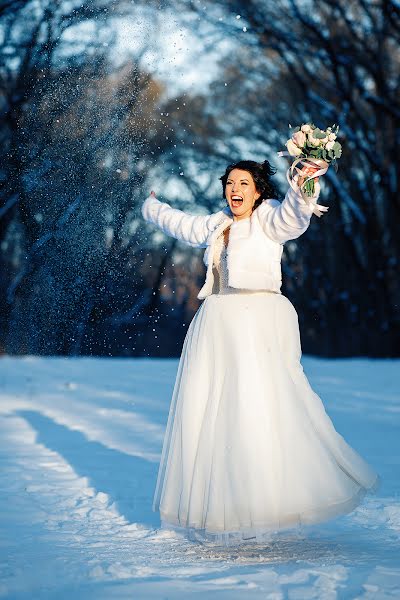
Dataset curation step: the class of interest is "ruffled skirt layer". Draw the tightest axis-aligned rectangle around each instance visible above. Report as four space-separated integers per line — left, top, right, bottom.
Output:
152 292 380 546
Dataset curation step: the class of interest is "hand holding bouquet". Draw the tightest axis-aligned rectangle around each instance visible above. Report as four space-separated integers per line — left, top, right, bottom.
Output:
278 122 342 217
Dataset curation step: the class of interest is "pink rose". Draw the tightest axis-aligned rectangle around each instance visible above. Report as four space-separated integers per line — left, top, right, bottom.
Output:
292 130 306 148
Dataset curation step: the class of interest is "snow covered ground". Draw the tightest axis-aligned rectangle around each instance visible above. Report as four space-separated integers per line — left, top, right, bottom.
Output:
0 355 399 599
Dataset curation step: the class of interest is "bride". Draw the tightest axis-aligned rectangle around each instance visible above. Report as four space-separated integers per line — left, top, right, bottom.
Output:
141 159 380 546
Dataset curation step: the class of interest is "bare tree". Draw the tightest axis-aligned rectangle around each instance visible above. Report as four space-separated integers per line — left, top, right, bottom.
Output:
163 0 400 356
0 1 182 355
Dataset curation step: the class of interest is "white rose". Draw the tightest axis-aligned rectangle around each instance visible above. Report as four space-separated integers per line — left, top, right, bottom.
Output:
328 132 336 141
286 139 302 156
301 124 312 133
325 140 335 151
307 133 321 147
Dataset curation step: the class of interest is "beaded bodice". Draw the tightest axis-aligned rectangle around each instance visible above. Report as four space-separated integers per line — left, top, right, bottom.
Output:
211 232 249 295
210 227 280 296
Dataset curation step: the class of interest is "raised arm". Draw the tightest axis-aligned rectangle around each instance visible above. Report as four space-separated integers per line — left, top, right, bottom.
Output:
141 193 224 248
256 175 322 244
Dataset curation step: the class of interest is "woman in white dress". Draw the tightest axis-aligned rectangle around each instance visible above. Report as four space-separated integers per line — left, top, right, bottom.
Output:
141 159 380 546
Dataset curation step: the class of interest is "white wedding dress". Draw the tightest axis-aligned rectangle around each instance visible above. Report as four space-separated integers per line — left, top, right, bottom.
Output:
152 227 380 545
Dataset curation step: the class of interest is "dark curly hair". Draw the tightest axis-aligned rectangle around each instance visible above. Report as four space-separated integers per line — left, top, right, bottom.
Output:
219 160 281 212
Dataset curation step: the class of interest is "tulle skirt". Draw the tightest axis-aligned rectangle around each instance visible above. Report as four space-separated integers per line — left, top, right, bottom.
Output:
152 291 380 546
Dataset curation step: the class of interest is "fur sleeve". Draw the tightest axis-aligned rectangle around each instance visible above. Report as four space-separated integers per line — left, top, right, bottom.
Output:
256 176 322 244
141 195 222 248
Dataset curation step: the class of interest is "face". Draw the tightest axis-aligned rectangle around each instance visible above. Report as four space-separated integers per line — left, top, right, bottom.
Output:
225 169 261 220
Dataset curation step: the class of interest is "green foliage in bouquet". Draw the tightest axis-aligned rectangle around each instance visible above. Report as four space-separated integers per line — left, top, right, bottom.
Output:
288 123 342 163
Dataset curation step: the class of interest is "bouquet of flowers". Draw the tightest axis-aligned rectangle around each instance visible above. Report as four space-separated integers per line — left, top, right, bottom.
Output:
278 122 342 217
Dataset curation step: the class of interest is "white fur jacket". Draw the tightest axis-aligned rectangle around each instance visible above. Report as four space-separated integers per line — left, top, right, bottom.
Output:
141 179 322 300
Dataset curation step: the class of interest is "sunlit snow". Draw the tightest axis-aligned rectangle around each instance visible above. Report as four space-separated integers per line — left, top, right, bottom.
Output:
0 356 399 598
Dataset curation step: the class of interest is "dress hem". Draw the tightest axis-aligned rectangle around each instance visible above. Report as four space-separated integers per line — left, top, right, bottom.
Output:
156 473 381 546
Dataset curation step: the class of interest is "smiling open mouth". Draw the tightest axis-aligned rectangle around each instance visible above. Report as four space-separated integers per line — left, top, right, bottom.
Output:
231 195 243 207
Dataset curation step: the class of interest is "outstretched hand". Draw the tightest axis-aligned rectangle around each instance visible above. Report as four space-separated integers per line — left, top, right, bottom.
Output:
297 166 320 188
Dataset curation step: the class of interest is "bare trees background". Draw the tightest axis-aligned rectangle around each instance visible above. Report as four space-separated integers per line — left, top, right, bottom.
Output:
0 0 399 357
0 0 189 355
180 0 400 355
